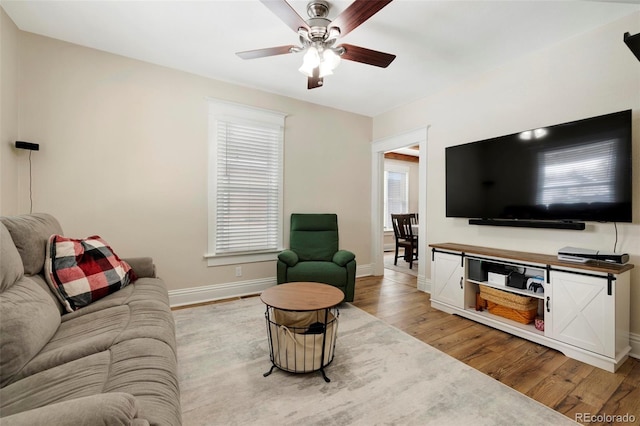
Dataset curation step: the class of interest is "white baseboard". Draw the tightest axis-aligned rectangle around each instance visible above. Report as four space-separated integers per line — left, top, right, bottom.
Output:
630 332 640 359
169 277 276 307
418 275 430 293
356 263 374 278
169 263 374 308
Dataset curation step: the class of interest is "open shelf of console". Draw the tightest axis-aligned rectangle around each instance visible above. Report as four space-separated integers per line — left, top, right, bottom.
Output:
429 242 634 372
464 305 545 337
467 278 544 299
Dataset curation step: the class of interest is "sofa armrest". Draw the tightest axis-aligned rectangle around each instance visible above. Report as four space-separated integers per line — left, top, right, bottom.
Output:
332 250 355 267
0 393 147 426
277 250 299 267
122 257 156 279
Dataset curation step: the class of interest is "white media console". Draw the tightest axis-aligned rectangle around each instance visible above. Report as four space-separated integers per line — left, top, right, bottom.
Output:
429 243 634 372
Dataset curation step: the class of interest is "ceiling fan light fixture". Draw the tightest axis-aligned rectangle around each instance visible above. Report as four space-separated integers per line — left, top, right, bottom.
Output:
298 63 315 77
323 48 340 68
298 46 320 76
318 48 341 77
318 61 333 77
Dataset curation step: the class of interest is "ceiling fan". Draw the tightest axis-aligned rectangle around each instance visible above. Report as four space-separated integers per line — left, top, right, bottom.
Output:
236 0 396 89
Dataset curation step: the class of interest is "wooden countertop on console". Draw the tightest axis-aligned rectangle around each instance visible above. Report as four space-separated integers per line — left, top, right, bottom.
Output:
429 242 634 275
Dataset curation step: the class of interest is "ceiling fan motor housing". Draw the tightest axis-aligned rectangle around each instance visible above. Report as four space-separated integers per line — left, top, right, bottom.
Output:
306 1 332 41
307 1 329 19
307 18 331 41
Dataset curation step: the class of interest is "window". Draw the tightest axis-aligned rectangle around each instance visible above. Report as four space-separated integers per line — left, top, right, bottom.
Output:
206 99 285 266
384 164 409 229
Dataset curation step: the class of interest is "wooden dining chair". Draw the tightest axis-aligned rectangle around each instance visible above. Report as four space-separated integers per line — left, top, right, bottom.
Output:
391 214 419 269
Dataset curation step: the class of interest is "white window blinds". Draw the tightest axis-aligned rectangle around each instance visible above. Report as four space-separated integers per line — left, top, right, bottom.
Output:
208 100 285 257
384 167 409 229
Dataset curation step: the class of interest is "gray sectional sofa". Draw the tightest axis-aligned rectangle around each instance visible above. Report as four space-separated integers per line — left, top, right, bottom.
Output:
0 213 181 425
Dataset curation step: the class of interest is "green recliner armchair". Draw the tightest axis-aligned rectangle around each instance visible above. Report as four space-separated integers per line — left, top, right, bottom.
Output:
277 213 356 302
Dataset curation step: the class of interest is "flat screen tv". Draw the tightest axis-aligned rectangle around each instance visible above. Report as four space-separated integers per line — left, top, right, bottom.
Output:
446 110 632 228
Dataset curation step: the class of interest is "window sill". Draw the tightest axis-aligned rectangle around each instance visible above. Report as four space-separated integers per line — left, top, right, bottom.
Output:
204 250 281 267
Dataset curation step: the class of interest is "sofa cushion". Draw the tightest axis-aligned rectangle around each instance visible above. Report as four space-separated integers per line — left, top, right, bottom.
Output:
44 235 137 313
0 351 112 417
0 393 143 426
0 214 63 275
287 261 348 287
14 296 176 381
290 214 339 262
27 274 65 315
291 230 338 261
0 339 181 426
104 338 180 426
60 277 170 322
0 276 62 388
1 223 24 293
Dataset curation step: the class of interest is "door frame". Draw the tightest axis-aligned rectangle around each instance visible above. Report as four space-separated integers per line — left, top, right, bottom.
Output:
371 127 429 292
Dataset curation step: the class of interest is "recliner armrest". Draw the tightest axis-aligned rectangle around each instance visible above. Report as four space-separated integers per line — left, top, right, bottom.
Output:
122 257 156 279
278 250 299 267
333 250 355 267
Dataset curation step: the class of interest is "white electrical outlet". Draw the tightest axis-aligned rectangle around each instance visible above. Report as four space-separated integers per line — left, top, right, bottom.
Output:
235 266 242 277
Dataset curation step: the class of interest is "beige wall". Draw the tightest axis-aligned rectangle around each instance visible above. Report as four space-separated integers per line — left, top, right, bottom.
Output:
0 8 21 215
8 28 372 291
373 13 640 336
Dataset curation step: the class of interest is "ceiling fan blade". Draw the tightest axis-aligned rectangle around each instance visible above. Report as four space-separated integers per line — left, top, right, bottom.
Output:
260 0 309 34
341 44 396 68
330 0 393 38
308 67 323 89
236 45 296 60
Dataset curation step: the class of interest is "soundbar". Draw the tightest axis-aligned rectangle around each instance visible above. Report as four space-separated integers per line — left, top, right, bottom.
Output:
558 246 629 264
469 219 585 230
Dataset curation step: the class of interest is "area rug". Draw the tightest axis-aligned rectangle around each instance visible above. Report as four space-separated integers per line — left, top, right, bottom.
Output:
174 297 577 426
384 253 418 277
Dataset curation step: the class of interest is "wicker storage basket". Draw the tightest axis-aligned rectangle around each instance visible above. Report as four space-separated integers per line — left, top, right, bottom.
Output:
267 309 338 373
479 285 538 324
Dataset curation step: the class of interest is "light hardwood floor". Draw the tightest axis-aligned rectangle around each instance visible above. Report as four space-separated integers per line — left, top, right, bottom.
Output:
353 269 640 426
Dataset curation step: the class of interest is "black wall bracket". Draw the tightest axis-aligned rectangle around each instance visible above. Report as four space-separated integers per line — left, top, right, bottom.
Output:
624 32 640 62
15 141 40 151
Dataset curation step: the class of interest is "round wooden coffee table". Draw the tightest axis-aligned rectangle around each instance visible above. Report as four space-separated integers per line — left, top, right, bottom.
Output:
261 282 344 382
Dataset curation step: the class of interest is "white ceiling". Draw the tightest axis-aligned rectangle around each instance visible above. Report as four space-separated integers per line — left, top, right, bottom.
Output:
2 0 639 117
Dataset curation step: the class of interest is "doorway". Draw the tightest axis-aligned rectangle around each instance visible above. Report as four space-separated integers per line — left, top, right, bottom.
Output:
371 127 428 291
383 147 419 277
